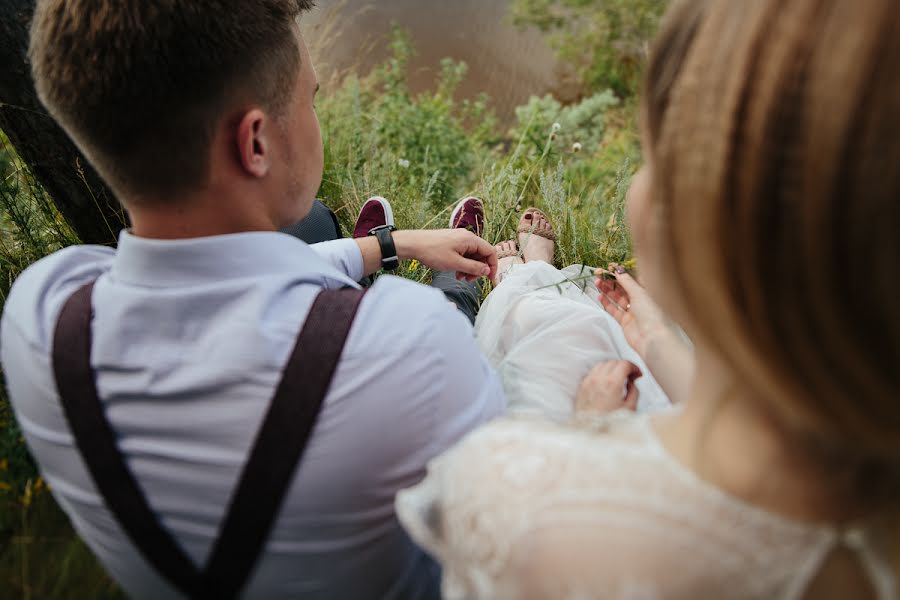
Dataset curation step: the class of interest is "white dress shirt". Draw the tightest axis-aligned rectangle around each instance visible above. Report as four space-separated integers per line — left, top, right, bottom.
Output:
0 231 506 599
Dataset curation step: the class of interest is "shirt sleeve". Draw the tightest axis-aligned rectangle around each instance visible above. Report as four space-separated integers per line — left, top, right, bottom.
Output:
423 301 508 458
310 239 365 282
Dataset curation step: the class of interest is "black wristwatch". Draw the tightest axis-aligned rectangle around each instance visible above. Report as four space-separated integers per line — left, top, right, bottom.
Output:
368 225 400 271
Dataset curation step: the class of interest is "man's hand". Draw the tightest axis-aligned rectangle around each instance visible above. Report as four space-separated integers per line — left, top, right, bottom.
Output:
575 360 642 416
394 229 498 282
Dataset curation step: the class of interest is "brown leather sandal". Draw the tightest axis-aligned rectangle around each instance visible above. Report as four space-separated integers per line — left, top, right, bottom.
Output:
516 208 558 242
496 241 520 260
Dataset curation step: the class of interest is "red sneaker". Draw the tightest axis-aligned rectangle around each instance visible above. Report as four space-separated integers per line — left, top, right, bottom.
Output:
449 197 485 236
353 196 396 238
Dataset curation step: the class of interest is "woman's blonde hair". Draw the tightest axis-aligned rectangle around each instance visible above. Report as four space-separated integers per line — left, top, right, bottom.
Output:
645 0 900 498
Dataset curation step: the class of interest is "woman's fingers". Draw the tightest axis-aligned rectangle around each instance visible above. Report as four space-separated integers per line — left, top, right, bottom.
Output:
607 264 646 300
615 361 642 411
623 377 640 411
597 272 631 305
598 292 625 321
611 360 642 383
576 360 643 416
600 281 630 309
598 283 631 322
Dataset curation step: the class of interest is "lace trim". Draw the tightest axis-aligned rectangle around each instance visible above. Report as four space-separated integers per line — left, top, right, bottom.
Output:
638 416 897 599
637 415 834 536
841 529 897 600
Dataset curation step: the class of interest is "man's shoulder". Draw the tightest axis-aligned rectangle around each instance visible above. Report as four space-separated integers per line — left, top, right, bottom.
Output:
347 275 475 357
3 244 115 347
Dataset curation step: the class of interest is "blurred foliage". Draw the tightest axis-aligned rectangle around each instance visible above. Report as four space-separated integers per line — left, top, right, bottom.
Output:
511 0 667 98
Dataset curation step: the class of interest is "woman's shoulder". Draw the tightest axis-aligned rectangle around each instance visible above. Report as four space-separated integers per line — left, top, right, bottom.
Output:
398 412 667 538
445 410 661 470
396 412 703 598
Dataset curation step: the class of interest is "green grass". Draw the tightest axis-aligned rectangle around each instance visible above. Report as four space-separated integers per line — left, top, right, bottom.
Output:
0 25 646 597
511 0 667 99
317 28 640 287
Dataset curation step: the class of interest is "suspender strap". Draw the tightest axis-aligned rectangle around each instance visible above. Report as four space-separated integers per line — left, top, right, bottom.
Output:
53 281 205 595
204 287 366 595
52 282 366 599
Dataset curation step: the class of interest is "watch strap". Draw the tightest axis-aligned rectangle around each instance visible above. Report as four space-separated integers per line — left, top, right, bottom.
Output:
370 226 400 271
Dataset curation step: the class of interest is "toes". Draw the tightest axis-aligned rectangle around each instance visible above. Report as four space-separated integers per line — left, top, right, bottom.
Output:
495 240 518 254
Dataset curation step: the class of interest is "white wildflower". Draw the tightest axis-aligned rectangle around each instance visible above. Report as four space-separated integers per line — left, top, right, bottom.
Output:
572 142 583 153
551 122 562 133
398 158 411 169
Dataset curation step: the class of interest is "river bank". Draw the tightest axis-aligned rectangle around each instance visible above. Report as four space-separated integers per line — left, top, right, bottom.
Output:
301 0 579 121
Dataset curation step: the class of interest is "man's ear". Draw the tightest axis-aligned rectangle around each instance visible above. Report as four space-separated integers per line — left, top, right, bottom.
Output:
235 109 271 178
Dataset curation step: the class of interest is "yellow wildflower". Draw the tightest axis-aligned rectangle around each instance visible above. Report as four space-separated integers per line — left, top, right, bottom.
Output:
409 260 420 272
22 479 34 508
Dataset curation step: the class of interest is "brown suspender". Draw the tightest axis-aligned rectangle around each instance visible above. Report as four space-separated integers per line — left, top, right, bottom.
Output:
51 281 366 599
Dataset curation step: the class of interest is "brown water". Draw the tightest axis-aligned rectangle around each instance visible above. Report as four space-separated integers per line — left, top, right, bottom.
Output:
300 0 572 121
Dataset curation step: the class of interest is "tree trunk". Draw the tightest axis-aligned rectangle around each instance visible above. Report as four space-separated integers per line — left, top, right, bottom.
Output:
0 0 126 246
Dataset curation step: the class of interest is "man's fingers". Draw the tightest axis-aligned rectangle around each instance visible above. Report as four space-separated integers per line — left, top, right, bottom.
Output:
462 231 497 258
461 232 498 281
453 256 492 280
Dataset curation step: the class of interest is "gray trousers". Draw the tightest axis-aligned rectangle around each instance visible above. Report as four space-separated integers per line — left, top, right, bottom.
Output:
283 201 481 324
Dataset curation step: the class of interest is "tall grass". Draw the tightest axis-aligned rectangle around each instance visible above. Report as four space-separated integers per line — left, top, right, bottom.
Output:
0 24 643 597
317 28 639 279
0 133 124 598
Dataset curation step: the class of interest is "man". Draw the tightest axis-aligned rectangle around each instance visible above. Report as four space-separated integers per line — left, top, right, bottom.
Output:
1 1 505 598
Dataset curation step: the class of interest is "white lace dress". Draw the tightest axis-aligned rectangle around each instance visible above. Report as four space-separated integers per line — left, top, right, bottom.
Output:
396 263 898 599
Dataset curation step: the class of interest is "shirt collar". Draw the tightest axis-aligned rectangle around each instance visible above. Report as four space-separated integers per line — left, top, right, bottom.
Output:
109 230 360 289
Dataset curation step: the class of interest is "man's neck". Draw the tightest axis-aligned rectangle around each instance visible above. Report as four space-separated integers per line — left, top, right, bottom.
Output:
126 189 278 240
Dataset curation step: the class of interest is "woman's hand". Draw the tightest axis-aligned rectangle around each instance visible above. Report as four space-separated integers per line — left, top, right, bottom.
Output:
596 264 670 358
596 264 695 405
576 360 642 416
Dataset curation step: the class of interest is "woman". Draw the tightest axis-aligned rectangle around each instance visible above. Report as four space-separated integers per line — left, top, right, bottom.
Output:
396 0 900 598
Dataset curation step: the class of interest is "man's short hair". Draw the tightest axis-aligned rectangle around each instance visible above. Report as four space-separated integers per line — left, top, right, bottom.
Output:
30 1 316 200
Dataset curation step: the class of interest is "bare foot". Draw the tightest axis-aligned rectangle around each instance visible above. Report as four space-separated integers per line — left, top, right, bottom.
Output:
494 240 523 284
517 209 555 264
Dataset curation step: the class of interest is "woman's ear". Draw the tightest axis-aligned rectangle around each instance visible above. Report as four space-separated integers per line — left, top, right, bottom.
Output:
235 109 271 178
